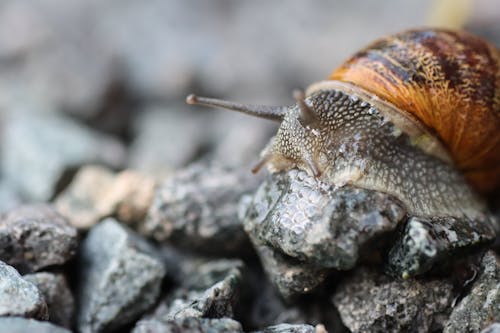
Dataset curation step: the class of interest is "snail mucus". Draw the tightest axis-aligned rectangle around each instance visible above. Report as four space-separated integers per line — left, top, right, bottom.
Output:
187 29 499 279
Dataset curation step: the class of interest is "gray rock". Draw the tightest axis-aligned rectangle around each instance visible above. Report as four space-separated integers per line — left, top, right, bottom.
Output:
129 106 211 175
333 267 454 333
252 324 317 333
77 218 166 333
242 169 405 269
1 112 126 201
0 180 22 214
0 261 48 319
142 162 261 255
482 323 500 333
387 215 497 279
0 317 70 333
133 317 244 333
250 242 328 300
0 204 78 273
444 251 500 333
142 259 243 323
23 272 74 328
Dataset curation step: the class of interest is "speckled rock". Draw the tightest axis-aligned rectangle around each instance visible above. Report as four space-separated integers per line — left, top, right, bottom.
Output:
55 165 156 229
0 317 71 333
133 317 244 333
1 112 126 201
139 259 243 325
333 267 454 333
250 242 328 299
77 218 165 333
444 251 500 333
23 272 74 328
387 215 497 279
0 261 48 319
252 323 318 333
143 162 261 255
0 204 78 273
241 169 405 271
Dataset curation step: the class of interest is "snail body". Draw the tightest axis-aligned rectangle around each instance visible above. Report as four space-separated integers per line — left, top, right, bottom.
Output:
187 28 499 220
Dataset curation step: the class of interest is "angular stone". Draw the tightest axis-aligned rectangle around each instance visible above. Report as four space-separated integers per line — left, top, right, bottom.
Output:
133 317 244 333
77 218 165 333
0 204 78 273
23 272 74 328
333 267 454 333
0 261 48 319
0 317 70 333
387 215 497 278
55 165 155 229
444 251 500 333
241 169 405 270
250 242 328 299
143 162 260 255
143 259 243 323
54 165 115 229
1 112 126 201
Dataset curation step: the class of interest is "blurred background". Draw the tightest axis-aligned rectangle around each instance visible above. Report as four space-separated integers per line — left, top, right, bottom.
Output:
0 0 499 208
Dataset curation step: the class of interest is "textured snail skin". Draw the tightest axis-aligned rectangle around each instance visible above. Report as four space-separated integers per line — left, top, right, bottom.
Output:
264 88 486 219
330 29 500 193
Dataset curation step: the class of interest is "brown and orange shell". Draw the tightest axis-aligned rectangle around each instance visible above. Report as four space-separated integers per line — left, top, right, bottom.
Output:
330 28 500 193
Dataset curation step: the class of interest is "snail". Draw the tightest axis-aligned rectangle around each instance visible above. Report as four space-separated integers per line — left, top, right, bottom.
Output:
187 28 499 222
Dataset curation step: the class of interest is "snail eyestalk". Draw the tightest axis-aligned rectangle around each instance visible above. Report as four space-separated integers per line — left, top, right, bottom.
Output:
186 94 287 121
293 89 319 128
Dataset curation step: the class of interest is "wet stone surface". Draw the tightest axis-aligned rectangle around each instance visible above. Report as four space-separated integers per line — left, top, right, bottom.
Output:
23 272 75 328
387 215 497 279
0 261 48 319
0 204 78 273
444 251 500 333
77 218 166 333
333 267 454 333
143 162 261 255
0 317 71 333
242 170 406 270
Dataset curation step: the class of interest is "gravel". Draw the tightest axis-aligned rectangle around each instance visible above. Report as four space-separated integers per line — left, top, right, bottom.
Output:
333 267 454 333
143 162 261 255
0 261 48 319
0 204 78 273
23 272 74 328
77 218 166 333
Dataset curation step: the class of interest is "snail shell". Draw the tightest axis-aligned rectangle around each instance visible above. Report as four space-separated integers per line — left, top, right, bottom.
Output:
328 29 500 193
